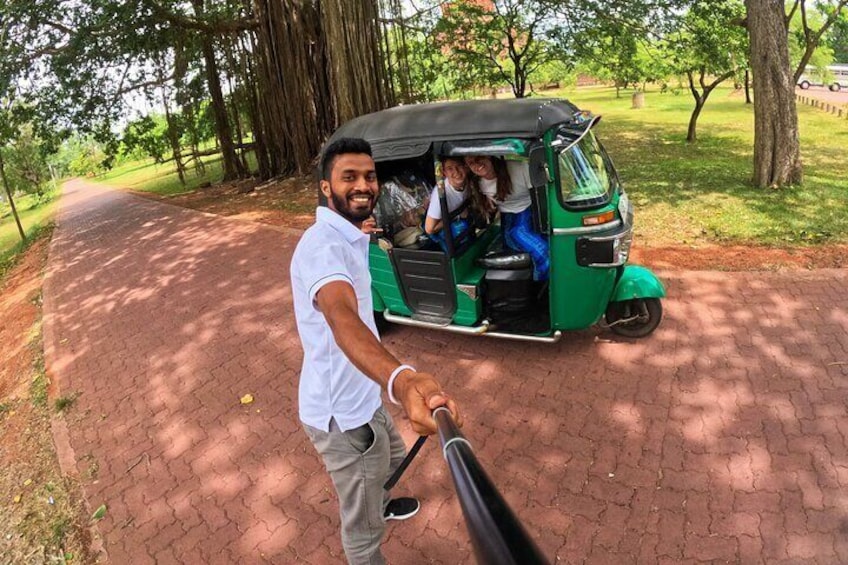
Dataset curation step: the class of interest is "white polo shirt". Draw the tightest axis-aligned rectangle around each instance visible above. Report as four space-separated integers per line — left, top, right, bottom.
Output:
290 206 382 432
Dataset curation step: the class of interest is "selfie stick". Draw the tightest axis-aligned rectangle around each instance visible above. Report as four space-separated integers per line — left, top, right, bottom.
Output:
433 406 549 565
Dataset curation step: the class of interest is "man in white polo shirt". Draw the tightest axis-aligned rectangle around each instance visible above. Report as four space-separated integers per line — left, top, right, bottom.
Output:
290 137 461 565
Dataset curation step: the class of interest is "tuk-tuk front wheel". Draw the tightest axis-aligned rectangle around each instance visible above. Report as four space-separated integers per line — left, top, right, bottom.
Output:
605 298 662 338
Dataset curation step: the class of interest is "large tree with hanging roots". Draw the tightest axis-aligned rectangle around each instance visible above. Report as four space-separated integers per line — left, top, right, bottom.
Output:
142 0 391 178
5 0 393 180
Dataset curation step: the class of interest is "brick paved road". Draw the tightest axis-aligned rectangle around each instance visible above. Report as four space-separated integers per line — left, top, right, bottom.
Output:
44 180 848 564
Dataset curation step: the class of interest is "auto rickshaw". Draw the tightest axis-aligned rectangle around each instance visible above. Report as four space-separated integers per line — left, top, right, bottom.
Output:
324 98 666 343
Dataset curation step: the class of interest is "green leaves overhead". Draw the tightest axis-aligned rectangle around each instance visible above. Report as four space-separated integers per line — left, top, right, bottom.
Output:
435 0 562 98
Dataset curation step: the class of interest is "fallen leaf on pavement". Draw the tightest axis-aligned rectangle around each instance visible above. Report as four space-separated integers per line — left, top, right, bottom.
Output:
91 504 107 521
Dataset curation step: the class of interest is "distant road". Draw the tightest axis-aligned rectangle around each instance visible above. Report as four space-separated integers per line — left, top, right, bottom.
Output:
796 84 848 108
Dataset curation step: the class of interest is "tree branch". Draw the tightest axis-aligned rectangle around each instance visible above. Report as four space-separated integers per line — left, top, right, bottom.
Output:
707 70 735 91
145 0 258 34
786 0 801 28
687 70 698 101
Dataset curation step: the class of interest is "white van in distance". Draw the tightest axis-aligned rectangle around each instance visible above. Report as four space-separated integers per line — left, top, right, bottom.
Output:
797 64 848 92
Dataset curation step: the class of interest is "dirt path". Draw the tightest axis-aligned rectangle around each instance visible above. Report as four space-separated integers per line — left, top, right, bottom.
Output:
41 179 848 563
0 231 93 563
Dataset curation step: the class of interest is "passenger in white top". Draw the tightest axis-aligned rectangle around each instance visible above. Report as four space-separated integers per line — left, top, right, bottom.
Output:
474 159 533 214
424 156 472 235
424 156 475 252
465 155 550 281
290 137 461 564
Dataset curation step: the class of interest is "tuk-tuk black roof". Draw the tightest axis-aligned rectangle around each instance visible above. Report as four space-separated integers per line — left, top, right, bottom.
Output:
326 98 584 162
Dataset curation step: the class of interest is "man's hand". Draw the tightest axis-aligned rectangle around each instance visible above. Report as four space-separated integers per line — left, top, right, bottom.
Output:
394 370 461 435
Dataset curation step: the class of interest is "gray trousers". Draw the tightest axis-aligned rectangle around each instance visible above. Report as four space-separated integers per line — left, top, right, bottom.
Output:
303 405 407 565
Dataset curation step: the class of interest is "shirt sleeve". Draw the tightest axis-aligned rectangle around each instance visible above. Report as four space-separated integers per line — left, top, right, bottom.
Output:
508 161 532 196
297 240 356 304
426 186 442 220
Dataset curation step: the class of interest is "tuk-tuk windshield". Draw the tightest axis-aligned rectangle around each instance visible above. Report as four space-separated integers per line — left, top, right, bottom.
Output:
557 130 615 208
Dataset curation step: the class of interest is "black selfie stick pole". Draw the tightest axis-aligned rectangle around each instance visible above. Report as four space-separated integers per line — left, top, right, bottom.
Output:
433 406 549 565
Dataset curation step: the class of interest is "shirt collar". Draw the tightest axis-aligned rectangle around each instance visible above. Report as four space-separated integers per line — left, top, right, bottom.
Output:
316 207 369 244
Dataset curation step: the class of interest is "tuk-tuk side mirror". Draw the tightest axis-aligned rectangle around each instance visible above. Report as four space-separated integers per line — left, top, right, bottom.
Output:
527 143 550 234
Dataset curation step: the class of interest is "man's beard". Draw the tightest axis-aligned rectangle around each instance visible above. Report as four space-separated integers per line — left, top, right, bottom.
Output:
330 188 375 223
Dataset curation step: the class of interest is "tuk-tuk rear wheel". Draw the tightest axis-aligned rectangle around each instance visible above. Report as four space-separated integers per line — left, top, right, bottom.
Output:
374 310 391 334
605 298 662 338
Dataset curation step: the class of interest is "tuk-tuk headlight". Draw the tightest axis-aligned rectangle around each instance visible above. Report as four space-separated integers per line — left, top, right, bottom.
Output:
617 228 633 264
576 195 634 267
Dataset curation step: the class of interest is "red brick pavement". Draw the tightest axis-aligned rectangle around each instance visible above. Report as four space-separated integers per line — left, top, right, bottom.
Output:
43 180 848 564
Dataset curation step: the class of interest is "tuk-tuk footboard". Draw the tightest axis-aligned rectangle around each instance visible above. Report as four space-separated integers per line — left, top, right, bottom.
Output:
382 310 562 343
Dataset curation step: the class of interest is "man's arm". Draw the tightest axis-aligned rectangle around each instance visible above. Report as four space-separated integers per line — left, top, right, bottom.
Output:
315 280 460 435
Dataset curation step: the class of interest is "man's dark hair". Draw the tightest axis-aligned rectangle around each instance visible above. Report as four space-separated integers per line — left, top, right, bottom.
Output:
321 137 373 181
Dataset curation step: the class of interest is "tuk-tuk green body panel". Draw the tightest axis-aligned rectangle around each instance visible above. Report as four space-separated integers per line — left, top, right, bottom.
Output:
369 245 412 317
548 234 617 329
369 227 499 326
543 128 621 330
372 286 386 313
612 265 667 301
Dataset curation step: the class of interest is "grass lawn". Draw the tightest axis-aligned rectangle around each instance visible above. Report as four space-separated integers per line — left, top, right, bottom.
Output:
94 151 257 197
98 86 847 248
0 192 58 272
553 85 848 247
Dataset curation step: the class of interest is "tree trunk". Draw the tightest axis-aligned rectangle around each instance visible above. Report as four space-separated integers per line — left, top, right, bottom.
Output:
516 67 527 98
744 69 752 104
0 148 26 242
193 0 245 181
162 103 186 186
158 64 186 186
745 0 802 187
687 99 704 143
223 40 250 174
687 69 734 143
202 39 244 180
319 0 388 123
252 0 321 175
249 0 389 176
244 31 271 179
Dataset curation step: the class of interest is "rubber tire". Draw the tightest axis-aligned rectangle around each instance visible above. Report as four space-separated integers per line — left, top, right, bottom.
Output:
830 83 841 92
606 298 663 338
800 81 810 90
374 310 392 334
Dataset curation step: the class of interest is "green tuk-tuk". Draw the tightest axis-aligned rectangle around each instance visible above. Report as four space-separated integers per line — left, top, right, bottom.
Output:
325 98 666 343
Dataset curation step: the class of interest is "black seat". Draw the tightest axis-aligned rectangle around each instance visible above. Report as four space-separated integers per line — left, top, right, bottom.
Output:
476 250 532 270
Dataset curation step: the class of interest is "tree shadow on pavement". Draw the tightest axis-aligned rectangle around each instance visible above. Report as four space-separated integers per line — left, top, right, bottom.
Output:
43 180 848 563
